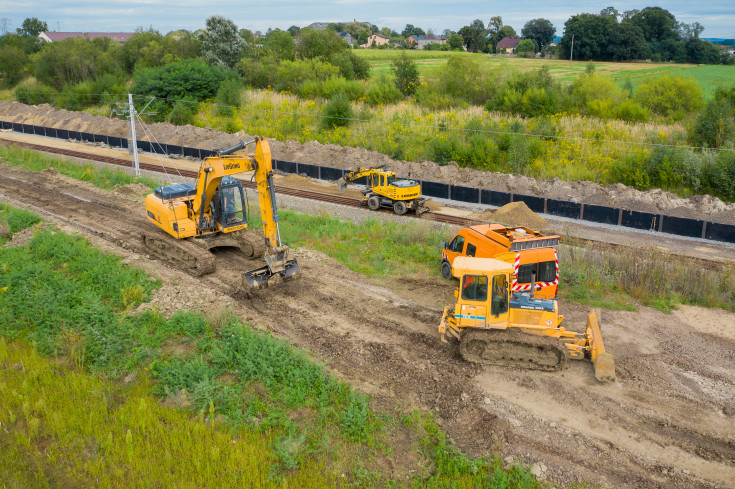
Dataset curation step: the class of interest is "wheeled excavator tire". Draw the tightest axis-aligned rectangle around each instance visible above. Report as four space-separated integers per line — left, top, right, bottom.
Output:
459 329 567 372
141 233 216 276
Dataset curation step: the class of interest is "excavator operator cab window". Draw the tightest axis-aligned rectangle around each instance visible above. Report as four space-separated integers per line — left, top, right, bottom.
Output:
461 274 488 302
218 185 246 227
386 175 396 185
372 174 379 188
491 274 509 317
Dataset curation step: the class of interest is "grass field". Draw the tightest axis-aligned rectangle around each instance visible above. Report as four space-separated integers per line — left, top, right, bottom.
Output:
353 50 735 97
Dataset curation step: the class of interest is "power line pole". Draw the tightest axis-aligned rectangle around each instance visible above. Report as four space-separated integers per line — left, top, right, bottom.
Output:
570 34 575 67
128 94 140 176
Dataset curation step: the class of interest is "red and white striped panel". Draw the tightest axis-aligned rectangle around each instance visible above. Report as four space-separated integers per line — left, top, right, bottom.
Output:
511 251 559 292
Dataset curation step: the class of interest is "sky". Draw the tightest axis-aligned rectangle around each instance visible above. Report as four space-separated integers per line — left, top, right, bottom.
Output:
1 0 734 39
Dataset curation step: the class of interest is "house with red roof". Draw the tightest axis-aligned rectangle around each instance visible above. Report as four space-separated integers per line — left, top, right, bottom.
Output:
496 37 521 54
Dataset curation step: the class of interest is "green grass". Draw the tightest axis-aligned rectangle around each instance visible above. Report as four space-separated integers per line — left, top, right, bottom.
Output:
0 202 41 243
353 50 735 97
0 145 160 191
0 206 554 488
2 146 734 314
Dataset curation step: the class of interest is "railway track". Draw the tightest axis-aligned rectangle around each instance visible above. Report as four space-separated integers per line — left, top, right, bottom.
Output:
0 136 730 270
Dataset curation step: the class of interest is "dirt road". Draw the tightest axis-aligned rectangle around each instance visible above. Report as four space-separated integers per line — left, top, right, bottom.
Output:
1 165 734 488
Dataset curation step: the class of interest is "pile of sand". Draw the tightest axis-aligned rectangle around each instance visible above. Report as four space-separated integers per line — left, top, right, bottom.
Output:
113 183 151 198
3 101 735 223
471 201 547 229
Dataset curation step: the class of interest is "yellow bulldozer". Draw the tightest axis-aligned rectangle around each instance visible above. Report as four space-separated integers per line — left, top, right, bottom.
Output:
439 257 615 383
143 136 301 292
337 166 427 215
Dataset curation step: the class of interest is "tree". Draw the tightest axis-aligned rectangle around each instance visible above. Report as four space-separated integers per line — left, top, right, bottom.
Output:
296 29 347 60
691 99 735 148
599 7 619 18
630 7 679 43
401 24 424 37
516 39 537 57
499 25 517 39
458 19 487 53
33 37 123 89
16 17 47 37
0 46 28 86
264 29 295 61
521 19 555 51
391 52 419 96
606 22 649 61
685 38 720 64
559 13 618 60
199 15 243 70
487 16 504 49
679 21 704 40
448 33 463 50
287 25 300 36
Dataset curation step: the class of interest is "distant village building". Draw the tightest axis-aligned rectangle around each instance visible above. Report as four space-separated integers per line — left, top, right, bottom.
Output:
406 34 446 49
338 32 355 45
496 37 521 54
38 32 135 43
306 22 331 30
360 33 389 48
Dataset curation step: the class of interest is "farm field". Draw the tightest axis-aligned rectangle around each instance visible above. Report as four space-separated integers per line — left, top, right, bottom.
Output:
355 50 735 97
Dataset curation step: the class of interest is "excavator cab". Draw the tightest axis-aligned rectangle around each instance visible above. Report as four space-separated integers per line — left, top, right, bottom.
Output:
215 177 247 230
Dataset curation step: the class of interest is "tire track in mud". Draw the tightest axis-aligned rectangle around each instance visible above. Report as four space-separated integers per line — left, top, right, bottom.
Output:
1 165 734 489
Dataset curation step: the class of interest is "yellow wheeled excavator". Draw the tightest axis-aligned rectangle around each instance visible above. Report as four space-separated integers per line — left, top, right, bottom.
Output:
337 166 427 215
143 136 301 292
439 257 615 383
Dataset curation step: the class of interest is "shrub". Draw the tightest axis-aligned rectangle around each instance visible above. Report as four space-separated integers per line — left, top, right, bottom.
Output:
426 55 499 107
33 37 123 90
329 51 370 80
238 57 277 89
0 46 28 86
275 59 339 92
391 52 420 96
297 77 364 101
570 72 624 118
131 59 235 120
613 99 650 122
690 99 735 148
634 75 703 118
365 76 403 105
710 151 735 201
14 79 56 105
167 99 198 125
487 67 562 117
215 78 241 116
321 92 353 129
516 39 537 57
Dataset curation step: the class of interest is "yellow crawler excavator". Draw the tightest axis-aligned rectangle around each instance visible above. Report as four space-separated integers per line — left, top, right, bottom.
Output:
143 136 301 291
439 257 615 383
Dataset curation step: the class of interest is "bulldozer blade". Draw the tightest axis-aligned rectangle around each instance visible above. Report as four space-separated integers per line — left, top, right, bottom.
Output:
242 259 302 292
585 310 615 383
336 177 347 193
594 352 616 384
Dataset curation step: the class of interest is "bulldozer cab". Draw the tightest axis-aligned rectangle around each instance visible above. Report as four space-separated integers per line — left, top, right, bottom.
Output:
453 257 515 329
215 178 247 231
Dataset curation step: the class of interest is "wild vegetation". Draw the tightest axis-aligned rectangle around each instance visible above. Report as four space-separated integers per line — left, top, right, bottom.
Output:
0 203 561 487
2 13 735 203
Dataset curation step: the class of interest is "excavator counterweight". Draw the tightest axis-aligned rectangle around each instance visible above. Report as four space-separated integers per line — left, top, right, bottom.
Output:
143 137 300 293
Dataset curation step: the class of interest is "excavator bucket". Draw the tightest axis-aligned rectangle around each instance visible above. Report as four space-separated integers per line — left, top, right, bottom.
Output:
242 258 302 292
585 310 616 383
336 177 347 193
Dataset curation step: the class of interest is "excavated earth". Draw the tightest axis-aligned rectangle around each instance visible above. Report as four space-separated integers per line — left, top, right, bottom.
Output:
2 101 735 225
1 164 734 489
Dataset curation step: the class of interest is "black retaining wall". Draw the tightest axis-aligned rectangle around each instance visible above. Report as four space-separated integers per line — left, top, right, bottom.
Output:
2 120 732 244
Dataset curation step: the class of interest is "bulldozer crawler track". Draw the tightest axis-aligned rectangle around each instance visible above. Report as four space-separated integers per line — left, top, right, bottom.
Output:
235 229 267 259
141 232 215 276
459 329 567 371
